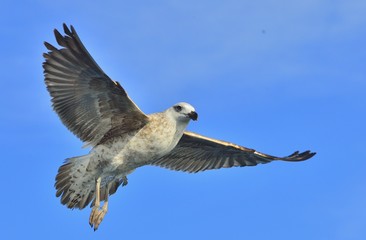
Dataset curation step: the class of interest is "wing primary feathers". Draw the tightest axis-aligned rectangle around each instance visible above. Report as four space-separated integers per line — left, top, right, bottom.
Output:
151 131 316 173
43 24 149 146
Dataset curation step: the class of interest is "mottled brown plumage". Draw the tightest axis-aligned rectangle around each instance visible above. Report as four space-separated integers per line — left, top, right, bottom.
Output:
43 24 148 147
43 24 315 231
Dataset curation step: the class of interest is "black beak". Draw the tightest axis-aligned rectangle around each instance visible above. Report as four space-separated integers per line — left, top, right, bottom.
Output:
188 111 198 121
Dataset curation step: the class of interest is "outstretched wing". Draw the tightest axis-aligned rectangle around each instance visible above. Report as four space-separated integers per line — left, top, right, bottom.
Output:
151 131 315 173
43 24 149 146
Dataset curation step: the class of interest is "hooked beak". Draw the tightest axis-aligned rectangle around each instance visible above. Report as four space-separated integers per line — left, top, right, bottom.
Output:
188 111 198 121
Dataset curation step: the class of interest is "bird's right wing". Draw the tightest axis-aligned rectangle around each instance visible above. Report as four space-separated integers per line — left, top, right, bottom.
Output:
43 24 149 146
151 131 315 173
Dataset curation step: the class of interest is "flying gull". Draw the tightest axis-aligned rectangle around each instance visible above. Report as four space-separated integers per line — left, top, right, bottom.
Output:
43 24 316 231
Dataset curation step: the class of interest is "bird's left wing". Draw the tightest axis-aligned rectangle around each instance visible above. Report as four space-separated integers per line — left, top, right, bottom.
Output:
151 131 315 173
43 24 149 146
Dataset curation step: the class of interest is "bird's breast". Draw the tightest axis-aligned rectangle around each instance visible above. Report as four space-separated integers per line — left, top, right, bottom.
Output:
108 118 179 166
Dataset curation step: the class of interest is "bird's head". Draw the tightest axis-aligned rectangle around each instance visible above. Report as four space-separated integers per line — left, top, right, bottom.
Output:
168 102 198 122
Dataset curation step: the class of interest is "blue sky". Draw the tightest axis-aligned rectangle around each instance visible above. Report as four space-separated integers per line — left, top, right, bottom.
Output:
1 0 366 239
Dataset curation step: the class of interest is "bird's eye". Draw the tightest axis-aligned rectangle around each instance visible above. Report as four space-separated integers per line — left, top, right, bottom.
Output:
174 105 182 112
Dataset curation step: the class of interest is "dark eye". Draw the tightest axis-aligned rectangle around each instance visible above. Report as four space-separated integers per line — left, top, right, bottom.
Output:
174 105 182 112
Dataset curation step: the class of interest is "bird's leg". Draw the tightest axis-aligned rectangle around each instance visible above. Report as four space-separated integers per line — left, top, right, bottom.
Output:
89 177 101 228
89 177 111 231
91 196 109 231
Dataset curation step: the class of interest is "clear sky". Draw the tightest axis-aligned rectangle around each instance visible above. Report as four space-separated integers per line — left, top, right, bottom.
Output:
1 0 366 239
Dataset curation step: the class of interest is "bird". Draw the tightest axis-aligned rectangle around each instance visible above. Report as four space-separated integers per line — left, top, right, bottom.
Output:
43 24 316 231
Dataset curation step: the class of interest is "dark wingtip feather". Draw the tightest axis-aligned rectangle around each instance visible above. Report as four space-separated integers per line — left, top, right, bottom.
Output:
54 28 65 46
282 150 316 162
287 151 299 158
42 53 49 60
70 25 77 35
44 41 57 51
63 23 72 36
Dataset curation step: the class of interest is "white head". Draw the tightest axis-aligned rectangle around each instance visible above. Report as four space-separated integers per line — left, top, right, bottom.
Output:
166 102 198 122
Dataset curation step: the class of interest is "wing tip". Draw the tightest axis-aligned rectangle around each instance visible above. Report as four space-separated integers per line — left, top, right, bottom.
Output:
282 150 316 162
63 23 74 36
54 28 64 46
53 23 75 46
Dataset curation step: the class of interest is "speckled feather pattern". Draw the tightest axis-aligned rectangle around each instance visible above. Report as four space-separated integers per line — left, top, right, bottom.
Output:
55 111 190 209
47 24 315 215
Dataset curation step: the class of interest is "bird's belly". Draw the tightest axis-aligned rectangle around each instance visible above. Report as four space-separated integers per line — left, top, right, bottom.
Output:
120 131 176 163
94 129 177 173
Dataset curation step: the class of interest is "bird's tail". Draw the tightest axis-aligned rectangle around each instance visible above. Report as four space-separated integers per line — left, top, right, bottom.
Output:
55 155 96 209
55 155 125 209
